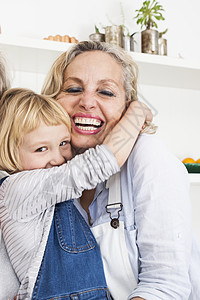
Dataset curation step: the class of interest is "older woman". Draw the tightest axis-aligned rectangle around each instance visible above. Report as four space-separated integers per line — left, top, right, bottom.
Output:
41 41 200 300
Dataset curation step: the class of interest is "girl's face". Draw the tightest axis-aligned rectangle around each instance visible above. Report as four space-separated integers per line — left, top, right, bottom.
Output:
56 51 126 152
19 122 72 170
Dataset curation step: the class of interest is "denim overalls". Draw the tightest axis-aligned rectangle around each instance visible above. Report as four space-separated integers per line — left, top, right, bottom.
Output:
32 200 111 300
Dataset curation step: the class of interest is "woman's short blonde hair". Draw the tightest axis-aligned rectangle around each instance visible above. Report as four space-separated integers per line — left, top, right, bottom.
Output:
42 41 138 102
0 88 71 173
42 40 156 135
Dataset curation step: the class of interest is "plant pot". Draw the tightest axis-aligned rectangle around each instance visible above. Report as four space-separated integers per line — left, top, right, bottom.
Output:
141 29 159 54
105 25 123 47
89 33 105 42
158 38 167 55
123 35 135 52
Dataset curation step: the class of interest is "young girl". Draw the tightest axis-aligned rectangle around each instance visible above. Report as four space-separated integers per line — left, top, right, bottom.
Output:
0 88 151 299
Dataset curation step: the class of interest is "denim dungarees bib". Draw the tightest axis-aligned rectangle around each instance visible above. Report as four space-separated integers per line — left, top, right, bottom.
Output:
32 200 111 300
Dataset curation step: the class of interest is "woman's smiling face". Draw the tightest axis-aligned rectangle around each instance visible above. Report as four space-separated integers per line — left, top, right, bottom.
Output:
56 51 126 152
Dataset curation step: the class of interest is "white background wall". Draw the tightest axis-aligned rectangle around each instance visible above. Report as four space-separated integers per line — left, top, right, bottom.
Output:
0 0 200 158
0 0 200 240
0 0 200 60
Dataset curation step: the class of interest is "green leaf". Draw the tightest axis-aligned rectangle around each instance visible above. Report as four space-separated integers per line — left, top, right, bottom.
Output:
95 25 100 33
134 0 165 29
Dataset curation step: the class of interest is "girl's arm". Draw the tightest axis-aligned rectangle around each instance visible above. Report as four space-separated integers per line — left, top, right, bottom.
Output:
0 102 153 220
104 101 153 167
0 145 119 220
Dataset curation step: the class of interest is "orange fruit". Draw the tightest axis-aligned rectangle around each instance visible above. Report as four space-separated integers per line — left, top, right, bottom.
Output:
182 158 196 164
196 159 200 164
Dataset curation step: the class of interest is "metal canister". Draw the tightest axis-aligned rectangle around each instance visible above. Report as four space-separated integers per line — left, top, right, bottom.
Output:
89 33 105 42
105 25 123 47
142 29 159 54
123 35 131 51
158 38 167 55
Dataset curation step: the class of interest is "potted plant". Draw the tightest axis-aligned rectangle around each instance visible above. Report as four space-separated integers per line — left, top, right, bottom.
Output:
134 0 165 54
89 25 105 42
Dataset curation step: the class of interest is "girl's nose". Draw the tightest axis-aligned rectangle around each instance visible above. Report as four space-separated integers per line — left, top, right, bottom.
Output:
48 150 66 168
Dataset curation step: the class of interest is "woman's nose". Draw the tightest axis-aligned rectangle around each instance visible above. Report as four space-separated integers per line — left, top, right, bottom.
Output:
79 91 97 110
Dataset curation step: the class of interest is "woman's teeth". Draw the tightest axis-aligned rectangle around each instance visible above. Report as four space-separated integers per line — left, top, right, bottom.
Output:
74 117 101 126
74 117 102 131
76 125 98 131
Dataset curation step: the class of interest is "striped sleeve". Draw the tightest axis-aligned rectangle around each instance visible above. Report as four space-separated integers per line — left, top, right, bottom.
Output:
0 145 119 221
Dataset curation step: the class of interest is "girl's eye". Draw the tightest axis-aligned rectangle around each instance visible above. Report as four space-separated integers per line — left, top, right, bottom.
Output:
60 141 69 147
98 90 115 97
35 146 47 152
65 87 83 94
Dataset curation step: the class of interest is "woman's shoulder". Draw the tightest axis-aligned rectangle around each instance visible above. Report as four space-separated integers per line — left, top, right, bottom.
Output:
126 133 188 182
130 133 179 163
134 132 169 152
129 133 171 163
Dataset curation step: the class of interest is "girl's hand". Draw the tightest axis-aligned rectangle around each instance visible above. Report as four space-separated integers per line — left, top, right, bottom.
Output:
103 101 154 167
126 101 153 128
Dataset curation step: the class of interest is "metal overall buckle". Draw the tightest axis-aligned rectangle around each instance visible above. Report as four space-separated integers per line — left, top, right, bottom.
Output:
106 202 123 229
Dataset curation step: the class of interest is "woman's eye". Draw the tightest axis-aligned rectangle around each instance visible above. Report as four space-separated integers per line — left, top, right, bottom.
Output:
65 87 83 94
98 90 115 97
35 146 47 152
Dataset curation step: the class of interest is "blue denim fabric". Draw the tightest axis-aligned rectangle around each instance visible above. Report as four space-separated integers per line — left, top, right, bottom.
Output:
0 176 8 185
32 200 111 300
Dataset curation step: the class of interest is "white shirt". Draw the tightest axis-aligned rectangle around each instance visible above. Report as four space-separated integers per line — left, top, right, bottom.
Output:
76 134 200 299
0 145 119 299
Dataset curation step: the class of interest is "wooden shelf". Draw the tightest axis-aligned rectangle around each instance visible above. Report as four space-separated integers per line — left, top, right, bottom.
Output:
1 35 200 89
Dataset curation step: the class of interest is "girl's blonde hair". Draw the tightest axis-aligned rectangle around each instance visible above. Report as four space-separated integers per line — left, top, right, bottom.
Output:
41 40 156 135
0 88 71 173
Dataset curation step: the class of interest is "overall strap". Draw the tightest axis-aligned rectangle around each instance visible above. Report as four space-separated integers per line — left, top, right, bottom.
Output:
106 173 123 229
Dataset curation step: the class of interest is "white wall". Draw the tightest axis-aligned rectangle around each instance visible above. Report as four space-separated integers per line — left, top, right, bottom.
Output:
0 0 200 154
0 0 200 241
0 0 200 60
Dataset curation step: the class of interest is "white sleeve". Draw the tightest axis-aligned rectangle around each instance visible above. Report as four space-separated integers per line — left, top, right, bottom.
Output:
129 134 192 299
0 145 119 220
0 170 9 180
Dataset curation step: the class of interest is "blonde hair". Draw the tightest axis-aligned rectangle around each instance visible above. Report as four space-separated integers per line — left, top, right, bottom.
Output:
0 88 71 173
42 40 156 135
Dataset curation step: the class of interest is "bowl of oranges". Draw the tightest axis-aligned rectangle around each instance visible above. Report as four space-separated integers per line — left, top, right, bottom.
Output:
182 158 200 173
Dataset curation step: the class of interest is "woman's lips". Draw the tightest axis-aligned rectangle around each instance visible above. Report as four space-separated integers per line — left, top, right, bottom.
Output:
72 113 104 135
